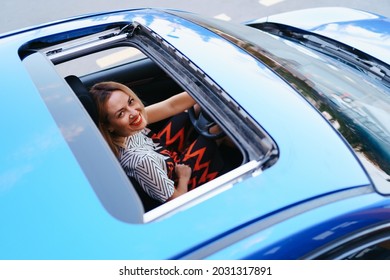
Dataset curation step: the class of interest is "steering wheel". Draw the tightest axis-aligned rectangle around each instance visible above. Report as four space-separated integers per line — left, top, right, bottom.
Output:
188 106 225 139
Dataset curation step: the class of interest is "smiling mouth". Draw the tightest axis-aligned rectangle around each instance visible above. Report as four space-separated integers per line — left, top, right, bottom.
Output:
130 114 143 127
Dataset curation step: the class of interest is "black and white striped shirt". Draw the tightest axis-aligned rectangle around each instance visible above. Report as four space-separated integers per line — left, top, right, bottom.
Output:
119 129 175 202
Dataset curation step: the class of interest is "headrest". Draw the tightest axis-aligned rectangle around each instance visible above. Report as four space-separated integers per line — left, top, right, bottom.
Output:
65 75 99 126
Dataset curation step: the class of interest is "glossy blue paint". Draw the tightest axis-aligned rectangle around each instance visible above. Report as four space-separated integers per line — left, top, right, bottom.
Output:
0 8 389 260
206 192 389 259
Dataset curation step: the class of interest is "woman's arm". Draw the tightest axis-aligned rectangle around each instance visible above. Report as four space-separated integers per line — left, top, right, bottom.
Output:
145 91 196 124
130 156 175 203
130 156 191 203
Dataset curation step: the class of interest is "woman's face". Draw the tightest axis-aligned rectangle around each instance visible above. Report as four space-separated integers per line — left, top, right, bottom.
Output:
105 90 147 137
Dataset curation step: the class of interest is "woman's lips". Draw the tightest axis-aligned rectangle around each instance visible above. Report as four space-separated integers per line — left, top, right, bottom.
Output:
130 114 143 127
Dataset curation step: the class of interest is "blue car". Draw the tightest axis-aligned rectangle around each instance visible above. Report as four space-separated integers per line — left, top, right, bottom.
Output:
0 6 389 260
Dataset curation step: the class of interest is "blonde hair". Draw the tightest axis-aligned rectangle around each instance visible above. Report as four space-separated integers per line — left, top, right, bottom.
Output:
89 81 146 157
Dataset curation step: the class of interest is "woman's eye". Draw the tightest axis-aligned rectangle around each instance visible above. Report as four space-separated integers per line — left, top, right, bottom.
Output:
128 98 134 105
117 111 124 118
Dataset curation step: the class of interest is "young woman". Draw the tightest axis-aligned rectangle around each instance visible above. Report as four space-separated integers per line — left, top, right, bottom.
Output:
90 82 224 203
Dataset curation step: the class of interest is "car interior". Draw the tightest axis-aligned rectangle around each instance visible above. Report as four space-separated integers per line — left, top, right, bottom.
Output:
63 48 244 212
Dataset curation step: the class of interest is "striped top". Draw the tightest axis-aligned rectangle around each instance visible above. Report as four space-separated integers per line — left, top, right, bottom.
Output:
118 129 175 203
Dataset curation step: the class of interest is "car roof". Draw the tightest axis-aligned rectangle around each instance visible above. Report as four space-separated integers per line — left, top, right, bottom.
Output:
0 8 374 259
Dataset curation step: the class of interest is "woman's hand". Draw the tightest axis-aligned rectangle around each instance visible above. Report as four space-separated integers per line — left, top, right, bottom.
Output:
175 163 192 181
167 164 192 201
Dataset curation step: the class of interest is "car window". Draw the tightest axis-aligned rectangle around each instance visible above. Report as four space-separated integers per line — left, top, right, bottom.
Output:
309 224 390 260
344 240 390 260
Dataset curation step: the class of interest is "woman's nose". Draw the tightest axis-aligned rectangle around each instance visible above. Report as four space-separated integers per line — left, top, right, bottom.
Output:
128 108 137 118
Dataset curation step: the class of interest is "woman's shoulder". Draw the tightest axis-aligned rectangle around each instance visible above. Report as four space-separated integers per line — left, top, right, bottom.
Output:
119 145 159 163
124 129 155 147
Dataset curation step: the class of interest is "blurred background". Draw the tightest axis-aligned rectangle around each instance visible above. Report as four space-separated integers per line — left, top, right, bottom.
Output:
1 0 389 34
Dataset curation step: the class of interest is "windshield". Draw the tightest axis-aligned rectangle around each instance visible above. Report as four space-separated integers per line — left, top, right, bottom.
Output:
245 27 390 185
264 35 390 169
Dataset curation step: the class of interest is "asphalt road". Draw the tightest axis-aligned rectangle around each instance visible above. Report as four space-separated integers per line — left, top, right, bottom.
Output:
1 0 390 34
